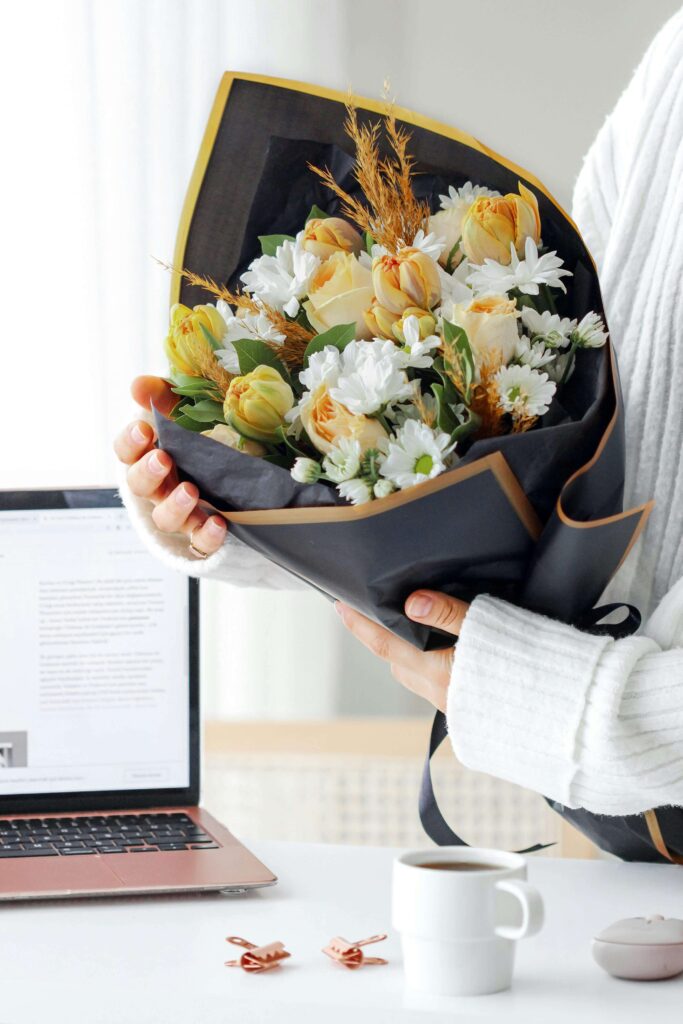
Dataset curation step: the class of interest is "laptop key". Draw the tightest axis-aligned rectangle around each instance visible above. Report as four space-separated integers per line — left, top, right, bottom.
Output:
0 848 59 858
189 843 220 850
59 848 96 856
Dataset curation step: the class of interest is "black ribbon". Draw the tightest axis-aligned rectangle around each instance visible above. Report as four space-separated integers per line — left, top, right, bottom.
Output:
418 601 642 850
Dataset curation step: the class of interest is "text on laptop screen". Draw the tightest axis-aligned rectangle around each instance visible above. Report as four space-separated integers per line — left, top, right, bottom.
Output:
0 506 190 796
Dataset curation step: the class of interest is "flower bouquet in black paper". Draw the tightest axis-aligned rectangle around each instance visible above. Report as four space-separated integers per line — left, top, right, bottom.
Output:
155 74 650 654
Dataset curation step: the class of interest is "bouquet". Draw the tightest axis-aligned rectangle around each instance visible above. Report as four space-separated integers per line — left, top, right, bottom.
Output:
154 74 651 651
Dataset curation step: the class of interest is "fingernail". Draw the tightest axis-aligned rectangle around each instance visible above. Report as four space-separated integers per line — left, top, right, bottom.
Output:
175 485 194 508
335 602 345 619
207 518 225 536
148 451 167 476
408 594 433 618
130 423 147 445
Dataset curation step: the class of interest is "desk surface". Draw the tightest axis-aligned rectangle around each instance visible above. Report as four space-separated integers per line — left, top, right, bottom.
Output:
1 837 681 1023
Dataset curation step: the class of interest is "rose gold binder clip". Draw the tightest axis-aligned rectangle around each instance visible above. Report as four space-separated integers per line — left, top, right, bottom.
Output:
322 933 388 969
224 935 291 972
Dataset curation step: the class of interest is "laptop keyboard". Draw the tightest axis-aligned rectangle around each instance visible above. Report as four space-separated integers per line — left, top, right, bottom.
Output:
0 812 220 858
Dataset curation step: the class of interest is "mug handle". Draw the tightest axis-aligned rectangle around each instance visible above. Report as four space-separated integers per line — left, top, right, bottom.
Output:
494 879 544 940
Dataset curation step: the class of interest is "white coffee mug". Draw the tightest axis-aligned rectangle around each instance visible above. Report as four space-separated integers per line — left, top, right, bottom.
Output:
392 846 544 996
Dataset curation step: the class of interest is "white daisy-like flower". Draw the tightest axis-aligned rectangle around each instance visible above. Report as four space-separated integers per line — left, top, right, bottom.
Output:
572 311 608 348
240 231 320 316
215 301 286 373
369 241 389 260
330 340 413 415
379 420 455 490
290 457 322 484
396 315 442 369
322 437 362 483
520 307 576 349
495 363 557 418
514 334 557 369
467 237 573 296
411 228 446 261
338 478 373 505
373 478 396 499
435 260 473 320
438 182 500 212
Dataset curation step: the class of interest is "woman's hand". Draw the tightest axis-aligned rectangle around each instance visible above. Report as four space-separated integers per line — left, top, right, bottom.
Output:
336 591 470 712
113 375 227 557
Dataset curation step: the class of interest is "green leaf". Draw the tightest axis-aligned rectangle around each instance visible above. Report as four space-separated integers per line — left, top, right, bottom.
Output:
174 412 210 433
170 374 222 399
199 322 221 351
303 322 356 366
179 399 226 424
443 320 475 403
364 231 375 256
444 239 461 274
258 233 294 257
450 409 481 444
231 338 291 382
431 383 459 434
273 425 310 459
305 204 331 223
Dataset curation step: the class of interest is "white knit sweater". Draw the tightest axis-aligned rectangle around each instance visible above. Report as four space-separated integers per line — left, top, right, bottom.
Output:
121 11 683 816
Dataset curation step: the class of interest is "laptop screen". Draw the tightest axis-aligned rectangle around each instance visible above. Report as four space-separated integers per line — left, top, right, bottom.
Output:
0 494 195 808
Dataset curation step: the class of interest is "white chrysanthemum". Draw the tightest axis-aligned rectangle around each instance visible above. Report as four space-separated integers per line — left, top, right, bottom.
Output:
435 260 473 320
467 237 573 296
373 478 396 499
369 242 389 260
438 181 500 212
396 315 441 369
495 363 556 418
520 307 576 349
338 478 373 505
330 340 413 415
322 437 362 483
286 346 342 427
380 420 455 490
411 228 446 261
514 334 556 369
215 301 286 373
240 231 320 316
573 311 608 348
291 458 322 484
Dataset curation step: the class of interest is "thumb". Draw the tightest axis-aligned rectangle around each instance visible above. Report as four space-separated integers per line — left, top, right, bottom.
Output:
405 591 469 637
131 375 178 417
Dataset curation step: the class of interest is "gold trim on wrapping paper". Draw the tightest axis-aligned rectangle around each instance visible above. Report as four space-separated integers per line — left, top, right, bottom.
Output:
172 73 652 569
644 810 683 864
219 450 542 537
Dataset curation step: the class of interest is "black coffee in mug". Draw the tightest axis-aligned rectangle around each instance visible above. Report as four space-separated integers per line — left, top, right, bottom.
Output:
416 861 500 872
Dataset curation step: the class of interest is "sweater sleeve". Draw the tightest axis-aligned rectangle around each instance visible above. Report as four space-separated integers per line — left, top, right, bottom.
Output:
446 593 683 816
118 471 304 591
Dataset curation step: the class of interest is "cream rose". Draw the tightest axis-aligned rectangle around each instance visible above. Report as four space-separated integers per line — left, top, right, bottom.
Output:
451 295 520 366
201 423 266 457
428 207 464 268
303 252 374 338
301 385 387 455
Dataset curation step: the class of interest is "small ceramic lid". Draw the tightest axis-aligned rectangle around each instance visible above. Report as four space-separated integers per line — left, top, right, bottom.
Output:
594 915 683 946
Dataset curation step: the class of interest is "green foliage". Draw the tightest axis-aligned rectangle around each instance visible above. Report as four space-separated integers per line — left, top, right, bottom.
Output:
363 231 375 256
198 322 221 351
170 374 223 401
442 320 475 404
303 322 356 366
177 399 226 424
258 233 295 256
231 338 291 383
305 204 331 222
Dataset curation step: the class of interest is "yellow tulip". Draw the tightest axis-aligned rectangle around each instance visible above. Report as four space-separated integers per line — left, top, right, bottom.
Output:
164 302 227 376
363 299 401 339
391 307 436 344
460 183 541 265
224 365 294 443
302 217 363 260
372 247 441 315
304 252 374 338
301 385 387 456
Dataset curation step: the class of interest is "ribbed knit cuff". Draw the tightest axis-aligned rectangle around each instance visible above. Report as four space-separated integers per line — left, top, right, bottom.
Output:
447 595 612 808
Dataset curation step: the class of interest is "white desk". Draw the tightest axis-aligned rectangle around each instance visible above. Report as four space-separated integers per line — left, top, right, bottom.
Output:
1 839 681 1023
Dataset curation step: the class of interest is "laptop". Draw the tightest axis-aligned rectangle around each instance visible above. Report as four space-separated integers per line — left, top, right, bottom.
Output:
0 487 276 900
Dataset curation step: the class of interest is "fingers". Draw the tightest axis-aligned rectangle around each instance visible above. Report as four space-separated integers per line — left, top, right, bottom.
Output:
390 662 448 713
114 420 156 466
152 482 204 535
126 448 177 501
405 591 470 637
187 514 227 557
131 375 178 417
335 603 428 677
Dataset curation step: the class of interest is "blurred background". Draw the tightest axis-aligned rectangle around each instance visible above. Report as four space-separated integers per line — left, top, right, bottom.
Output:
2 0 679 851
